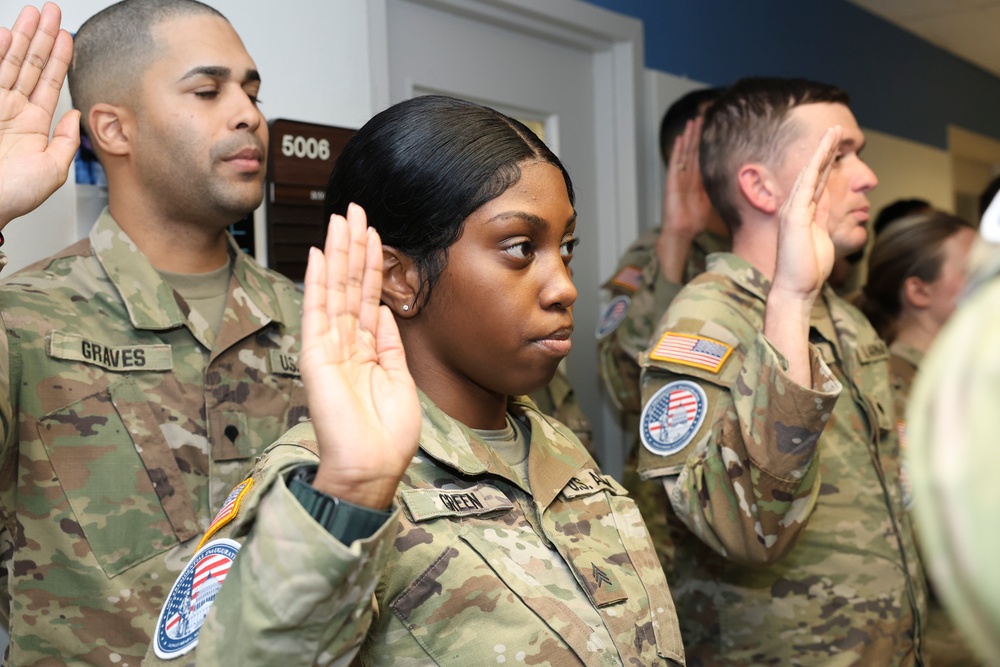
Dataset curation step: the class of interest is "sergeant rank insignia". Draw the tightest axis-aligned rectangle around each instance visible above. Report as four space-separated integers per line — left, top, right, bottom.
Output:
153 538 240 659
640 380 707 456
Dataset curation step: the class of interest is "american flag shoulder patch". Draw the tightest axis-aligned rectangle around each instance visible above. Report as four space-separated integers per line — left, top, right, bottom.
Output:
610 265 643 293
649 332 733 373
197 478 254 550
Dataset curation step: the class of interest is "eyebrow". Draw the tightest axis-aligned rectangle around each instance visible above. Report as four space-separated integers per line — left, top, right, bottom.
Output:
489 210 578 231
179 66 261 85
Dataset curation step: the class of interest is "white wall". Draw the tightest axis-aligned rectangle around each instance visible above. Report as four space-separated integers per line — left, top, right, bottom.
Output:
0 0 378 273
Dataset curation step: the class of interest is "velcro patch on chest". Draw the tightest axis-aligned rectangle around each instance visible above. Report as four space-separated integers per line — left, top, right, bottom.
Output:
649 332 732 373
153 538 240 659
856 340 890 364
268 350 301 376
197 478 254 550
48 331 172 371
400 484 513 522
561 469 628 500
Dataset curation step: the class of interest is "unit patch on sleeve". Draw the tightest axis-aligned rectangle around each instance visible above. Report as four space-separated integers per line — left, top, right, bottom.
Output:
610 265 643 292
595 295 631 339
649 332 732 373
640 380 707 456
197 478 254 550
153 538 240 659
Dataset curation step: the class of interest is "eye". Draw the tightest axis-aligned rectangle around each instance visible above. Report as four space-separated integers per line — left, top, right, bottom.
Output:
560 236 580 259
503 240 535 260
194 90 219 100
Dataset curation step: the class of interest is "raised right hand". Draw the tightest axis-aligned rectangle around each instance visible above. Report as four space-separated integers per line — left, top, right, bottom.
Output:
0 3 79 228
301 204 421 510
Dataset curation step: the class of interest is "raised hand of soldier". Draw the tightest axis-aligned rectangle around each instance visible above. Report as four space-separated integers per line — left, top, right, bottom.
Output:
771 125 841 303
302 204 421 511
657 116 712 282
764 125 840 386
0 3 79 229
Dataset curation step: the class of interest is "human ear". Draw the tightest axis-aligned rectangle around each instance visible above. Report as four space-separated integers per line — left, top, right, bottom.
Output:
736 163 780 215
903 275 932 309
381 246 422 317
88 103 133 157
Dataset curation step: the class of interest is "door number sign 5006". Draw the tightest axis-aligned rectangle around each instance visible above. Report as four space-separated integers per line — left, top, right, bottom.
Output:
280 135 331 160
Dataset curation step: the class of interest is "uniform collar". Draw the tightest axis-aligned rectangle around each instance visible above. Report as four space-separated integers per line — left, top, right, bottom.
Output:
91 209 291 337
416 391 591 511
889 339 924 369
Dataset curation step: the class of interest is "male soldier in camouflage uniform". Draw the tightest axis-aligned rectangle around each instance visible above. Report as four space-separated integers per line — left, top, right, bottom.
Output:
637 77 927 665
0 3 311 663
597 87 728 417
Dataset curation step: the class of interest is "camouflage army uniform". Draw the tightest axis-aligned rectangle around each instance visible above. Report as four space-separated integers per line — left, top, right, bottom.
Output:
890 343 982 667
160 391 685 666
597 227 730 415
528 365 595 459
907 244 1000 665
637 253 927 666
0 210 307 665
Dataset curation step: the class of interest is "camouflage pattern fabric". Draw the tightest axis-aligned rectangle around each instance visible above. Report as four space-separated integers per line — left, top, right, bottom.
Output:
889 342 981 666
597 228 730 416
907 246 1000 665
159 391 685 666
0 209 307 665
528 365 595 460
637 253 927 666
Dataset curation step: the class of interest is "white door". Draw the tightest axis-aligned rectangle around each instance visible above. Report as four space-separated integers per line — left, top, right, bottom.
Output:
382 0 642 477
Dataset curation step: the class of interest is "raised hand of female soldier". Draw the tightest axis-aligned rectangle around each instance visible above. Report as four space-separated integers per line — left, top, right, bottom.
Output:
301 203 421 510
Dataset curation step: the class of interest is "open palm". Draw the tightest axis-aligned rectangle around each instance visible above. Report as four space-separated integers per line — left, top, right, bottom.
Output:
301 204 421 510
0 4 79 228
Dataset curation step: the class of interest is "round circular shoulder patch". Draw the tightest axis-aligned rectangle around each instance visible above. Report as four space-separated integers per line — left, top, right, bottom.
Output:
153 538 241 659
595 295 631 339
640 380 707 456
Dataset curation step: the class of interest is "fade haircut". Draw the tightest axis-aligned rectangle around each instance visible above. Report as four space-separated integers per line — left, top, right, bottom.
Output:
658 87 723 166
68 0 227 139
700 77 850 230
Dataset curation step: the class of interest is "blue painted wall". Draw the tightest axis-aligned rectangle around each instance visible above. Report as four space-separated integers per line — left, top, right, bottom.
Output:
581 0 1000 149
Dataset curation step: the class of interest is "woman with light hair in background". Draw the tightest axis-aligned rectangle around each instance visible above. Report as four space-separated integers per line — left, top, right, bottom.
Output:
857 210 979 667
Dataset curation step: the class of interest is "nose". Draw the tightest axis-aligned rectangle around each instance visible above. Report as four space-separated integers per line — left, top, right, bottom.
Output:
541 259 578 311
230 87 263 134
854 158 878 193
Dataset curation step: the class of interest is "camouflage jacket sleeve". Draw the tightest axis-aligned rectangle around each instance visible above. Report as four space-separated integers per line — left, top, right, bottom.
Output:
144 423 399 667
597 229 684 415
636 276 841 565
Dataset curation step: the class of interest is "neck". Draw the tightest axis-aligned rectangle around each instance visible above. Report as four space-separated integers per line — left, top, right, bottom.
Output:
107 190 232 273
731 221 779 280
401 329 509 430
893 312 939 354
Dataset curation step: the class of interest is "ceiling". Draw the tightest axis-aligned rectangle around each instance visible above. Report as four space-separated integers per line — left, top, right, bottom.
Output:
846 0 1000 78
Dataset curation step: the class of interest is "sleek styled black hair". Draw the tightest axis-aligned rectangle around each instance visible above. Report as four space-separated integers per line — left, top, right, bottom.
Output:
658 87 723 166
324 95 575 304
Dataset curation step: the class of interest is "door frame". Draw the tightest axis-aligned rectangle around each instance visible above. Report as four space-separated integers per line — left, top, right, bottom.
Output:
366 0 644 477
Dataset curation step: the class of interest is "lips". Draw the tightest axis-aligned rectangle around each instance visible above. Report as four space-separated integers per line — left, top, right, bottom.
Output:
531 326 574 357
221 145 264 172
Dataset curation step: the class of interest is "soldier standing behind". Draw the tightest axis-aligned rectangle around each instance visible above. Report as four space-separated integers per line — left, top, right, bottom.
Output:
597 86 728 417
637 77 927 665
0 2 309 664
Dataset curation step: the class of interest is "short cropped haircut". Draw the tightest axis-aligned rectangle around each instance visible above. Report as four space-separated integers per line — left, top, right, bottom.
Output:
324 95 575 306
68 0 226 139
700 77 850 230
658 87 723 166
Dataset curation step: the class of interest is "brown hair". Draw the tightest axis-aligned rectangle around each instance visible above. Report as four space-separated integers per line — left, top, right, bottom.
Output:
858 211 974 343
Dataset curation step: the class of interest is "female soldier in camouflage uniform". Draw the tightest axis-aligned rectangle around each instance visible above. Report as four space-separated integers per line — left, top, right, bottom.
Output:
148 95 684 666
